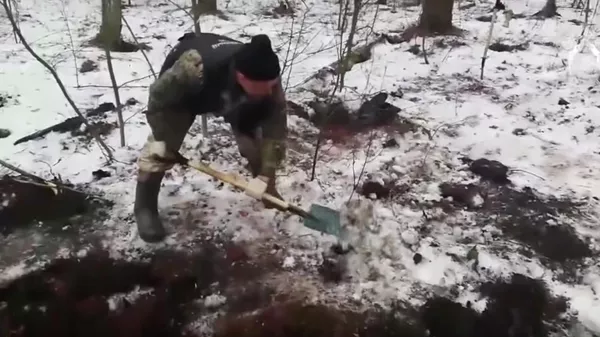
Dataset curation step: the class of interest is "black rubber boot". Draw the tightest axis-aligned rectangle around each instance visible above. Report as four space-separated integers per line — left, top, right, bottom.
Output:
134 171 166 242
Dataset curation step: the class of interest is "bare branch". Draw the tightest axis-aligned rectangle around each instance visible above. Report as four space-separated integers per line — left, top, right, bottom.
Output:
480 8 499 80
422 36 429 64
1 0 114 161
309 0 373 181
166 0 194 20
105 47 126 147
122 15 156 79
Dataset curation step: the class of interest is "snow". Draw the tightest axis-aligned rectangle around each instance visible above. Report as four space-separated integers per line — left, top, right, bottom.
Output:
1 0 600 333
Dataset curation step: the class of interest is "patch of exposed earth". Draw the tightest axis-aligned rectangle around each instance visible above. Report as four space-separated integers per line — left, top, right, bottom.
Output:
0 237 576 337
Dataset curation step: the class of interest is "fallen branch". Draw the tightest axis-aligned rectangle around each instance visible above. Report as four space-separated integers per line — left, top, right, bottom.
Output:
12 117 83 145
2 0 114 161
0 158 108 201
0 158 46 183
298 34 387 89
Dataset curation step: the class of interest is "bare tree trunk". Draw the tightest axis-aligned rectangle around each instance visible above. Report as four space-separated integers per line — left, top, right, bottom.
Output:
191 0 202 33
418 0 455 34
194 0 217 14
98 0 123 50
534 0 559 18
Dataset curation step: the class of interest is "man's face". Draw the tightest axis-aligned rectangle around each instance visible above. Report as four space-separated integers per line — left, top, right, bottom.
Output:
236 72 279 99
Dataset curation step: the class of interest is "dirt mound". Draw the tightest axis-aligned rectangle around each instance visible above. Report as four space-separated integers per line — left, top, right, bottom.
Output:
299 93 420 143
0 175 107 236
215 301 426 337
485 185 591 263
439 180 592 265
478 274 568 336
422 273 569 337
0 243 572 337
0 240 281 337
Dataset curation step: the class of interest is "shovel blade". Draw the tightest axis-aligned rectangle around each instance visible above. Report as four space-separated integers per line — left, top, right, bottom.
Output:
303 204 342 237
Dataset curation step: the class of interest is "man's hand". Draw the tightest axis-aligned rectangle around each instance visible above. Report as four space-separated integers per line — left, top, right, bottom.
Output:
245 175 269 200
147 141 186 165
245 175 284 209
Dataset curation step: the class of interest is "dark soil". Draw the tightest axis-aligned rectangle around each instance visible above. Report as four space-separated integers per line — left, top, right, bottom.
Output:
439 180 592 265
89 35 150 53
436 157 594 267
467 158 510 184
0 128 10 139
0 93 12 108
215 300 426 337
484 185 591 263
0 175 106 236
422 273 569 337
488 42 529 53
303 92 420 143
0 241 281 337
0 243 573 337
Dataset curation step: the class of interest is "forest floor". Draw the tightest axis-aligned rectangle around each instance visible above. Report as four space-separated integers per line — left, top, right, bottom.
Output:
1 0 600 335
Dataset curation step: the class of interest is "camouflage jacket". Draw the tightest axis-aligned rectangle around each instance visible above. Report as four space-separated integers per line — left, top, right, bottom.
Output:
147 32 287 177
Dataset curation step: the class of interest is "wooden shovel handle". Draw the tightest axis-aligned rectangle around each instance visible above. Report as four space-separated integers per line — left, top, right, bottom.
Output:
185 159 290 210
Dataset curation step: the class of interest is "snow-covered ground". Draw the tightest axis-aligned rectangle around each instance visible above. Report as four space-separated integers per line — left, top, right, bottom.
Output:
1 0 600 334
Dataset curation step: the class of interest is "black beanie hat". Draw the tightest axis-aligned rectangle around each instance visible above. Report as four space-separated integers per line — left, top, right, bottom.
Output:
234 34 281 81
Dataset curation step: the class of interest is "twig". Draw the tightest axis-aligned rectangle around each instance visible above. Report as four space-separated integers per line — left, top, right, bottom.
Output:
2 0 114 161
509 168 546 181
10 178 108 201
0 160 110 201
105 48 126 147
282 8 297 89
122 15 156 79
580 0 591 38
283 8 311 91
348 130 377 201
60 1 79 87
166 0 194 20
309 0 371 181
480 8 499 80
8 0 18 43
422 35 429 64
339 0 362 88
310 2 349 181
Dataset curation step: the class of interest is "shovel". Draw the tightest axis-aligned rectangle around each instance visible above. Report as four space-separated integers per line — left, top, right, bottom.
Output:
170 153 342 237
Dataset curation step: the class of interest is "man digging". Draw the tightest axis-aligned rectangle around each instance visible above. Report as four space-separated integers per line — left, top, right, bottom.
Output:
134 32 287 243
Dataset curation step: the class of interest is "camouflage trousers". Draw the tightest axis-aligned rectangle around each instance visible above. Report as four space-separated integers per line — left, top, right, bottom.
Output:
137 110 263 176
